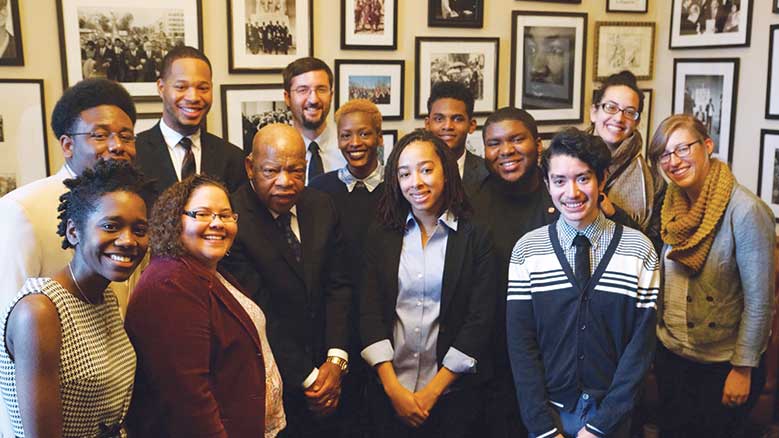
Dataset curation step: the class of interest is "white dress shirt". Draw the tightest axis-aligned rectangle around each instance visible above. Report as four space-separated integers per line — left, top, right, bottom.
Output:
303 123 346 185
159 118 203 181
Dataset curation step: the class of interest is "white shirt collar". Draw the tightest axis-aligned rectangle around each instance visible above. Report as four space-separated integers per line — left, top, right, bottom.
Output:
159 117 202 151
457 151 466 178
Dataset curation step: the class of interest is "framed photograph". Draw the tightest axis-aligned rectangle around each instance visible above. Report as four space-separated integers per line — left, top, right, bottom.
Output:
335 59 404 121
672 58 739 165
380 129 397 165
594 22 655 81
638 88 653 156
669 0 753 49
220 83 289 155
607 0 648 13
0 79 49 196
758 129 779 222
0 0 23 66
134 112 162 134
775 1 778 13
510 10 587 125
228 0 312 73
766 25 779 119
522 0 581 4
466 128 484 158
341 0 397 49
56 0 202 101
427 0 483 29
415 37 499 119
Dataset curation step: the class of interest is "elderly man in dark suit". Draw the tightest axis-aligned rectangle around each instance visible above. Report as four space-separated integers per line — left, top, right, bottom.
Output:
134 46 245 202
220 123 352 438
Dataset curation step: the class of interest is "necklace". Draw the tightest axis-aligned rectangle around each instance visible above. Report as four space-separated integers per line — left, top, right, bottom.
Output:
68 262 94 305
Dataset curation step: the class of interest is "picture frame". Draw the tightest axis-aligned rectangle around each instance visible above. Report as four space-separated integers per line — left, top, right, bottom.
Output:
758 129 779 222
466 127 484 158
0 0 23 66
594 22 655 81
220 83 289 155
766 24 779 119
775 0 779 13
639 88 653 156
335 59 404 121
669 0 753 49
427 0 483 29
56 0 203 101
341 0 397 49
134 112 162 134
510 10 587 125
672 58 739 165
521 0 581 4
0 79 49 196
607 0 648 13
380 129 397 165
227 0 312 73
414 36 499 119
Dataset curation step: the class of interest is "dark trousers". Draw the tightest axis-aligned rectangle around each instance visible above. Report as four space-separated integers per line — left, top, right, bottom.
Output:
277 388 340 438
654 343 766 438
367 378 485 438
482 373 527 438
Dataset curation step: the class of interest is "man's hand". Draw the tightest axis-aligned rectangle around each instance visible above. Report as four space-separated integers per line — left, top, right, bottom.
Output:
303 361 344 417
576 427 599 438
722 366 752 406
413 385 441 414
386 383 429 428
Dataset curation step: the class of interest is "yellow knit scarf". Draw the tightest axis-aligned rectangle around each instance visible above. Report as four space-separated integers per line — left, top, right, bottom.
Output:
661 159 734 274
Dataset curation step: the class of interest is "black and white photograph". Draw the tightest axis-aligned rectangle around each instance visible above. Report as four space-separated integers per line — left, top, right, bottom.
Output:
415 37 499 118
670 0 753 49
228 0 311 72
380 129 398 165
766 24 779 118
335 59 404 120
57 0 202 100
775 0 778 13
673 58 739 165
0 79 49 191
341 0 396 49
466 128 484 157
607 0 648 13
594 21 655 81
221 83 287 155
510 11 587 125
427 0 484 28
0 0 23 65
757 129 779 221
639 88 652 156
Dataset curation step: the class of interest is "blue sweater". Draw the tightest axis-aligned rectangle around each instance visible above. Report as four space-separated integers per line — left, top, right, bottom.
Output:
507 222 659 438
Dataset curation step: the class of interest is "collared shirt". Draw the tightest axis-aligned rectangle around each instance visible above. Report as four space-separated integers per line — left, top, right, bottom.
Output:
303 123 346 185
336 163 384 193
267 205 301 242
556 212 614 276
457 151 466 179
63 163 77 178
361 211 477 392
159 118 202 181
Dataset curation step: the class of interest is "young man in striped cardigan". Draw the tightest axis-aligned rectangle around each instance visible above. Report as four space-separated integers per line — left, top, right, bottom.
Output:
507 128 659 438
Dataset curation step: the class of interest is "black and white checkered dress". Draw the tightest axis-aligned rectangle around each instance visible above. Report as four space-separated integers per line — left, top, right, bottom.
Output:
0 278 136 437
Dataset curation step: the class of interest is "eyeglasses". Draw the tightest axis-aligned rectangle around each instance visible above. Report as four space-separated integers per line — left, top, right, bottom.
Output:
183 210 239 223
66 130 136 145
659 140 700 164
291 86 331 97
597 101 640 121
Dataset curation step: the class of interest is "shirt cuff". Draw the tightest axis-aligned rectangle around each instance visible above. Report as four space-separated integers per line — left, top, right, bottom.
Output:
327 348 349 362
360 339 394 367
585 423 607 437
535 427 559 438
302 367 319 389
442 346 477 374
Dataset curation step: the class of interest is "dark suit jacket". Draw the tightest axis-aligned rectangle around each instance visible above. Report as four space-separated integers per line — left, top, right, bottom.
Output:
219 185 353 390
462 150 489 200
125 256 266 438
135 123 246 202
359 218 497 388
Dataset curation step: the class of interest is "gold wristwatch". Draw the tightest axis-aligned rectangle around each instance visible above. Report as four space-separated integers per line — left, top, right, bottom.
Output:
326 356 349 374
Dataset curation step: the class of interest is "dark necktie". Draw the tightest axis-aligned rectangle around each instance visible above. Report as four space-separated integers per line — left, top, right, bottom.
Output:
353 181 367 192
307 141 324 182
573 234 591 289
276 212 302 263
179 137 195 180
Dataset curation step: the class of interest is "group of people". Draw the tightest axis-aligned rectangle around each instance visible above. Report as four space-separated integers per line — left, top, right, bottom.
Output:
80 35 174 82
0 46 773 438
246 21 293 55
354 0 384 32
680 0 742 35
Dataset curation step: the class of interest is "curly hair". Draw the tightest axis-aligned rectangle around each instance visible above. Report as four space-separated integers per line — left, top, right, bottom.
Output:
334 99 382 132
377 129 471 233
427 81 475 119
541 127 612 184
149 174 229 258
51 79 137 138
57 160 153 249
592 70 645 115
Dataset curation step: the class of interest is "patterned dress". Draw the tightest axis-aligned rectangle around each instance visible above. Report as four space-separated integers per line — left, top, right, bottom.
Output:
0 278 136 437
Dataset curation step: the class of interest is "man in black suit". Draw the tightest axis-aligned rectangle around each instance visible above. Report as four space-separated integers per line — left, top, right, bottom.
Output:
134 46 245 202
220 123 352 438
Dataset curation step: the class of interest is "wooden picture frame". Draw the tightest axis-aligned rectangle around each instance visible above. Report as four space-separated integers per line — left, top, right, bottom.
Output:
335 59 404 120
341 0 397 50
427 0 484 29
594 21 655 81
220 83 288 155
607 0 648 13
0 0 24 66
669 0 753 49
758 129 779 222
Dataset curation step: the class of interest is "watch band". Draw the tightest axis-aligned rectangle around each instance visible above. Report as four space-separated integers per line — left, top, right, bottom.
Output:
327 355 349 374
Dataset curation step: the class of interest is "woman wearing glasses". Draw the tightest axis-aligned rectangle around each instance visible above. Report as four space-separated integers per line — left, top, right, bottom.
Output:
647 114 774 438
124 175 285 438
589 70 664 244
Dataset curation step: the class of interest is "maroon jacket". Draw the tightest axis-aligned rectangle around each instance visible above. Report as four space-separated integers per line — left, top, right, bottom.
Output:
125 256 266 437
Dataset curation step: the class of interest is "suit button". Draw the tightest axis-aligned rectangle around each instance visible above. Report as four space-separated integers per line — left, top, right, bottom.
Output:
709 322 717 328
706 296 714 302
686 295 692 303
687 322 694 328
578 354 584 360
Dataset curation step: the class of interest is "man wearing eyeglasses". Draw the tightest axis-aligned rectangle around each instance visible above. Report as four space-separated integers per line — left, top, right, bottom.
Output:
282 57 346 184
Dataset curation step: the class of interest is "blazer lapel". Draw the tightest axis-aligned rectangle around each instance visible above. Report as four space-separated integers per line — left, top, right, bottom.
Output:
147 124 179 189
210 270 263 354
385 230 403 313
440 222 468 319
199 132 222 177
296 196 316 301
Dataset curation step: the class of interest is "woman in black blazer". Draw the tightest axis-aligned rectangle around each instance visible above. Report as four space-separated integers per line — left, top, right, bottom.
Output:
359 130 496 438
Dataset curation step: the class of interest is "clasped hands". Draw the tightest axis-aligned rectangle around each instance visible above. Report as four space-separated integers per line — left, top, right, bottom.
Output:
304 361 344 418
385 381 440 428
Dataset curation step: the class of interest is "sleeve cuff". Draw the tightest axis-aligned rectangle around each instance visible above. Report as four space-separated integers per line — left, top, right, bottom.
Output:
302 367 319 389
442 346 477 374
327 348 349 362
535 427 559 438
360 339 394 367
585 423 606 437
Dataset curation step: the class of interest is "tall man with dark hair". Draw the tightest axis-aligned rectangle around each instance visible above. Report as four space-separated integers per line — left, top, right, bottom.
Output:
507 128 659 438
283 57 346 184
135 46 245 202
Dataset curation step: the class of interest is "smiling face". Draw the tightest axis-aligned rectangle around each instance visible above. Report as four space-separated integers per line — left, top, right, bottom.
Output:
180 185 237 270
337 111 382 179
590 85 640 148
284 69 333 137
546 154 604 230
425 98 476 160
659 127 714 200
397 141 446 221
158 57 213 136
62 104 137 176
484 119 541 183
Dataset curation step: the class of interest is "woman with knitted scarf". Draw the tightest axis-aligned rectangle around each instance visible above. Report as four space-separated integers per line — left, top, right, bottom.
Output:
647 114 775 438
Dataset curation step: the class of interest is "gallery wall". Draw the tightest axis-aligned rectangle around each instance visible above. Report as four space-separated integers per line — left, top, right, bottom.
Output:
2 0 779 198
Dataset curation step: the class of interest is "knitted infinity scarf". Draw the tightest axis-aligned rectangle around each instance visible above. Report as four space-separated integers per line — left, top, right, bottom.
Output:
661 159 734 274
604 131 643 192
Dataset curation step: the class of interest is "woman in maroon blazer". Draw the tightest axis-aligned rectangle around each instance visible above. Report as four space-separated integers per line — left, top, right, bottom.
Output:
125 175 285 437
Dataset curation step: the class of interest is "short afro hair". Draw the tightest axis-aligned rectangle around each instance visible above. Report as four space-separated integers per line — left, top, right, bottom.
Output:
427 81 474 118
51 79 136 138
282 57 333 92
158 45 212 80
482 106 539 142
541 127 611 184
334 99 382 132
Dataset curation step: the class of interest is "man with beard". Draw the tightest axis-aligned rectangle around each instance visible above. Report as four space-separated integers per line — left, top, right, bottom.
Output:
283 57 346 184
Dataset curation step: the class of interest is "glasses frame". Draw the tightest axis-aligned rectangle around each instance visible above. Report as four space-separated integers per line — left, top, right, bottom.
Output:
182 210 239 223
659 140 700 164
66 130 137 144
596 101 641 121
